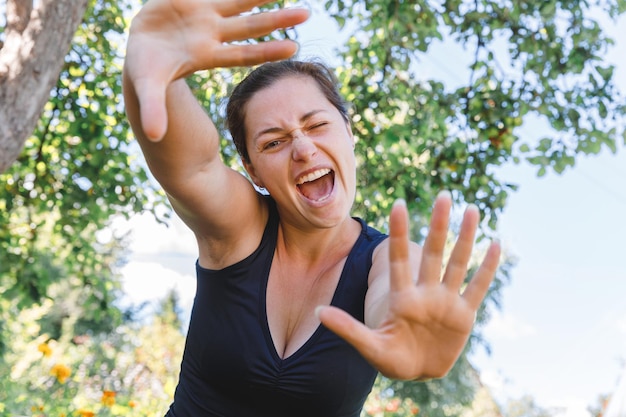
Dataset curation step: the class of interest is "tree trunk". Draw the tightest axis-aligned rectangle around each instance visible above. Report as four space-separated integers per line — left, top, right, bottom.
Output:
0 0 89 173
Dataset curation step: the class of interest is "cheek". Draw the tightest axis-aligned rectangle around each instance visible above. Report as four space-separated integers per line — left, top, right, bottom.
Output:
248 155 286 186
342 141 357 166
340 151 357 186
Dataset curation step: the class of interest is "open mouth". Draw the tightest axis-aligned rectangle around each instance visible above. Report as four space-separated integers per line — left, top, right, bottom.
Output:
296 168 335 202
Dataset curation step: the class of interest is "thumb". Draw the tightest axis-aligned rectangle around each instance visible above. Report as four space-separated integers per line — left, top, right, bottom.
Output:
316 306 380 357
134 77 168 142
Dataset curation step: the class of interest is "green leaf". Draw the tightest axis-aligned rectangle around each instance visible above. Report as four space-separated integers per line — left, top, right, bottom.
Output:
537 166 547 177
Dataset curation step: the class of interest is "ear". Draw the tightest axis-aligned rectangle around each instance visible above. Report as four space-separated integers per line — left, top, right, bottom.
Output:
243 159 265 189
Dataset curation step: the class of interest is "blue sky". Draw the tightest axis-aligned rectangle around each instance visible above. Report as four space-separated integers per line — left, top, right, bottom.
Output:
118 4 626 416
473 148 626 414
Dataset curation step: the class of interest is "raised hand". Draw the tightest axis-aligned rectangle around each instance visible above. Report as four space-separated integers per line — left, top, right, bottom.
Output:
124 0 309 141
317 192 501 380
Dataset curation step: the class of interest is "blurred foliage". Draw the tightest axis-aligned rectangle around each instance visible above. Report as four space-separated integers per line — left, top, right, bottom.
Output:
0 289 185 416
324 0 626 234
0 0 167 350
501 395 554 417
1 0 625 415
588 393 612 417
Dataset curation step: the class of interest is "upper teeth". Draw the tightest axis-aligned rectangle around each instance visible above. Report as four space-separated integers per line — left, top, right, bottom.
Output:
297 169 331 185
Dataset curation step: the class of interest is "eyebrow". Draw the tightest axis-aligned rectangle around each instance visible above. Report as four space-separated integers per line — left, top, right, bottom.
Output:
253 110 328 142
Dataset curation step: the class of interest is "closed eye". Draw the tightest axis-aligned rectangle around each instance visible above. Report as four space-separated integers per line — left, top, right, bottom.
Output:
308 122 329 131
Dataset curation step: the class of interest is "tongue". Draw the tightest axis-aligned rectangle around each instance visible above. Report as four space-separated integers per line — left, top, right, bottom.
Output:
298 174 333 201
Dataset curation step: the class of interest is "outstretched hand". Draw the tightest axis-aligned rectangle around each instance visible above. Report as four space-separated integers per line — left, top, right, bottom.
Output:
317 192 501 380
124 0 309 141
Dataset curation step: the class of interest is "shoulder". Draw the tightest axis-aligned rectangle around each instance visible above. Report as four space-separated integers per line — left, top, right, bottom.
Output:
353 217 387 248
370 237 421 284
196 193 273 270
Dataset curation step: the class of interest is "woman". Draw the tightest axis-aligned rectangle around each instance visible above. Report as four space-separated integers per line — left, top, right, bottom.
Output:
123 1 501 416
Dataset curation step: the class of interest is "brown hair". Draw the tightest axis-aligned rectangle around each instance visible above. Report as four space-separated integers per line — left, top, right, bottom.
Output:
226 60 349 163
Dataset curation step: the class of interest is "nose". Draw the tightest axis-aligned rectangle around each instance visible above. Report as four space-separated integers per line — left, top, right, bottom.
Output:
291 132 317 161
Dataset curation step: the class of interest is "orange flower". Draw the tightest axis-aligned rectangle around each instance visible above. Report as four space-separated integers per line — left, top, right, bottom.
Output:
38 342 52 357
385 398 400 412
411 405 420 415
50 363 71 384
128 400 137 409
101 390 116 407
76 409 95 417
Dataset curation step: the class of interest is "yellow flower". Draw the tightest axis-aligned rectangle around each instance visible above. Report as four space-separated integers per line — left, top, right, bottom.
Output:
101 390 116 407
38 342 52 357
50 363 72 384
76 409 95 417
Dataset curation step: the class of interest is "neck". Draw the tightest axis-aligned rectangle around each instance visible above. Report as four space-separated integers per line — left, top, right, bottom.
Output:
276 216 361 267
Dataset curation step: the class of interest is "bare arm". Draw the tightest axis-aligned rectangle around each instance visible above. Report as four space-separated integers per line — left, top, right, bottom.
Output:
123 72 255 241
122 0 309 264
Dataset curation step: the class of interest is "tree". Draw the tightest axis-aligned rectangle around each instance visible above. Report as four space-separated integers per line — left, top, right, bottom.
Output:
318 0 625 412
1 0 625 415
0 0 163 353
325 0 626 233
0 0 89 173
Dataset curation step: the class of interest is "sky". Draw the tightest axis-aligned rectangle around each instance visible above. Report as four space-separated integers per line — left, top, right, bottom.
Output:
117 5 626 416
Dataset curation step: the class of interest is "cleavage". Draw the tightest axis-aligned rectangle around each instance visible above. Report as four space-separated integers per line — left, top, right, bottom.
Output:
265 259 345 359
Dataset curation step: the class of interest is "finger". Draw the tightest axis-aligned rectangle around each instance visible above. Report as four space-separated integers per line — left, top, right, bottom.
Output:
441 204 479 290
462 240 501 309
388 199 413 291
316 305 382 360
215 0 281 17
212 40 300 67
134 77 168 142
417 191 452 285
219 8 310 42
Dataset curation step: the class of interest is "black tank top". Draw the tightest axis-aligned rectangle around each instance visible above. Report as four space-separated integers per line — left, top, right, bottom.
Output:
166 198 387 417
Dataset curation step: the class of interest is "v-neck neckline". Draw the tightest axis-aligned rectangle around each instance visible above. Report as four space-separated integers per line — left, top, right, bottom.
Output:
260 220 366 364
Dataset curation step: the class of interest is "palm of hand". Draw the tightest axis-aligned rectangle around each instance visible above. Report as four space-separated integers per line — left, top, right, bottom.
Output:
372 279 480 380
124 0 309 141
318 193 500 380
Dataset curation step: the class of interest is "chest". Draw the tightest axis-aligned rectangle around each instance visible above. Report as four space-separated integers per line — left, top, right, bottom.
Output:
266 257 346 359
185 256 378 416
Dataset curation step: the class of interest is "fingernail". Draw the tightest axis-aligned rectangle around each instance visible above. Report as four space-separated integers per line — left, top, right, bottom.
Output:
393 198 406 208
314 305 325 318
437 190 452 200
465 203 479 213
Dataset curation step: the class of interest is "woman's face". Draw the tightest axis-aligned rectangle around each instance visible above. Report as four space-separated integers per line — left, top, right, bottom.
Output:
243 75 356 229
